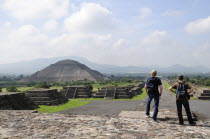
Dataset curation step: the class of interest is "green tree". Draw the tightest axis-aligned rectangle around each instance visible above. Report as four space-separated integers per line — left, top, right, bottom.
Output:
0 87 2 92
205 80 210 86
6 85 18 92
36 82 51 88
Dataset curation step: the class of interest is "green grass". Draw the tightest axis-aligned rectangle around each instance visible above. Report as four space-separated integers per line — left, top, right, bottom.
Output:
50 86 63 91
92 82 135 92
163 81 175 95
36 99 91 113
1 87 34 92
129 88 147 100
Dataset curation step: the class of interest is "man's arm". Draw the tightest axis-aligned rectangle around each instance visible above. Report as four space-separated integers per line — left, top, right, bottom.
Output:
144 85 148 94
159 85 163 96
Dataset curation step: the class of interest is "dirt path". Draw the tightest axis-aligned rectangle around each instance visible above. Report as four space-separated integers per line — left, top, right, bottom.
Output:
58 83 210 120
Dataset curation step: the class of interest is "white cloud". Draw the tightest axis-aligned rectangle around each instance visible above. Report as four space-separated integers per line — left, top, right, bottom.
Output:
140 31 168 46
113 39 128 50
3 0 70 20
139 8 152 19
3 21 12 28
185 16 210 34
64 3 115 33
162 10 183 16
0 25 49 63
43 20 58 31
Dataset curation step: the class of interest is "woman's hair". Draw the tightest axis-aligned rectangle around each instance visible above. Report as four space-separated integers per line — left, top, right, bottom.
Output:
178 75 184 80
151 70 157 77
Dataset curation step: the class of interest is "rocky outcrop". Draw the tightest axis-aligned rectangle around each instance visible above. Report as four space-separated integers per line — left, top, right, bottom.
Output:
22 60 107 82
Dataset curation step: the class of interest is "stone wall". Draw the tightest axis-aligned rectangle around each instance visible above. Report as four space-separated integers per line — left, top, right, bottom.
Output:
26 89 68 106
0 92 38 110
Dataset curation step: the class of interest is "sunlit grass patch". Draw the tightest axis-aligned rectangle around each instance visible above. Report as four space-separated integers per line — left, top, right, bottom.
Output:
36 100 91 113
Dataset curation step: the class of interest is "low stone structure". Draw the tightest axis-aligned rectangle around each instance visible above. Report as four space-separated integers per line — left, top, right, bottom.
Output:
194 89 210 100
92 83 145 99
0 92 38 110
60 85 93 99
26 89 68 105
92 87 129 99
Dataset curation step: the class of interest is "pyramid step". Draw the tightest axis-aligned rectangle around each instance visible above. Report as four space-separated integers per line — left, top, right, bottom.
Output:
29 97 52 101
200 93 210 96
34 101 52 105
117 95 130 99
77 92 91 95
92 95 104 98
76 95 91 98
203 90 210 93
197 96 210 100
26 93 52 97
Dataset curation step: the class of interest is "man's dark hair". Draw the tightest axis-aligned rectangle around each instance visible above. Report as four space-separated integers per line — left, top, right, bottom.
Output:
178 75 184 81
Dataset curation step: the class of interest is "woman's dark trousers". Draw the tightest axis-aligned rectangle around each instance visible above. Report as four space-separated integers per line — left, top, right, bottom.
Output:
176 99 194 124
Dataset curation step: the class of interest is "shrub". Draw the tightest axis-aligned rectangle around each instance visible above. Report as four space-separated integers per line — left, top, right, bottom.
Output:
0 87 2 92
35 82 51 88
6 85 18 92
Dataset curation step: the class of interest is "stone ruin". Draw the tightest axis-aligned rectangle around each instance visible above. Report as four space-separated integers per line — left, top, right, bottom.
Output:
0 82 145 110
0 92 38 110
60 85 93 99
26 89 68 106
92 83 145 99
194 89 210 100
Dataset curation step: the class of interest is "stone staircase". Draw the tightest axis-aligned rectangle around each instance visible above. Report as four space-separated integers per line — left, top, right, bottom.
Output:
26 89 68 105
60 85 93 99
195 90 210 100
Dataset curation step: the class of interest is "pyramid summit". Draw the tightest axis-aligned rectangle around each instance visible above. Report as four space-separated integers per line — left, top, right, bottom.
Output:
22 59 107 82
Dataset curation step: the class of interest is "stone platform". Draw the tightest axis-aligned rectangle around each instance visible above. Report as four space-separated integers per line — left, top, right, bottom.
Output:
0 109 209 138
119 109 197 121
60 85 93 99
26 89 68 105
0 92 38 110
195 89 210 100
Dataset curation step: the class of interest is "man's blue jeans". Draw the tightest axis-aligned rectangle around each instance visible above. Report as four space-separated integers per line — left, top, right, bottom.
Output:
146 94 160 120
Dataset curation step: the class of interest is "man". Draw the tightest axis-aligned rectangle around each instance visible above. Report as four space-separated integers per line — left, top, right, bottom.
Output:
168 75 196 125
145 70 163 122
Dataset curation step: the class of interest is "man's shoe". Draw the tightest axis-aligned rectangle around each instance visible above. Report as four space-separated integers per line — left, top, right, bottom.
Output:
152 119 157 122
189 122 196 126
146 115 150 118
179 122 184 125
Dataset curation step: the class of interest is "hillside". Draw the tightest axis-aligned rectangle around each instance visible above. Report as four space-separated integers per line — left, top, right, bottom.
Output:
21 60 107 82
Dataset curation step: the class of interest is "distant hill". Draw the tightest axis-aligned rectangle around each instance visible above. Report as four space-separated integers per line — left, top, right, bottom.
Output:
0 56 209 74
21 60 107 82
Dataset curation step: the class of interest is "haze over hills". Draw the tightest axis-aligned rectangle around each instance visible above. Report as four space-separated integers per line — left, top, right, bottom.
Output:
21 60 107 82
0 56 209 75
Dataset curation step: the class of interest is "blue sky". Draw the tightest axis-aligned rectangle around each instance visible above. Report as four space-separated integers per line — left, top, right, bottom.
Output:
0 0 210 67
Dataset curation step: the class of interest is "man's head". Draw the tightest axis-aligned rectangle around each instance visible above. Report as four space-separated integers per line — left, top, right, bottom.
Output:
151 70 157 77
178 74 184 81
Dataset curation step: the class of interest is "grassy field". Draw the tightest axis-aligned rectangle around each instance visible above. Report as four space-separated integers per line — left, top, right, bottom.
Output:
36 99 91 113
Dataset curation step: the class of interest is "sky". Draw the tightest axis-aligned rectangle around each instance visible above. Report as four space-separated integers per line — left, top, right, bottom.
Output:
0 0 210 67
